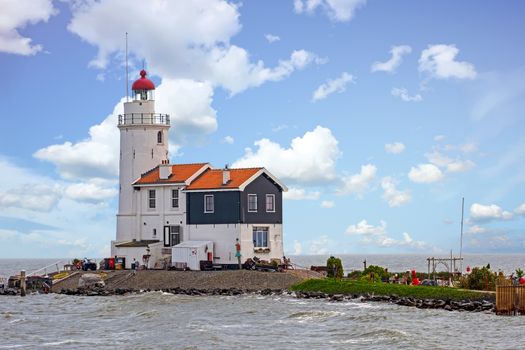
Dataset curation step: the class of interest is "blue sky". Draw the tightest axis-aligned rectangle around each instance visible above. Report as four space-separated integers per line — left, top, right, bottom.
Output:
1 0 524 258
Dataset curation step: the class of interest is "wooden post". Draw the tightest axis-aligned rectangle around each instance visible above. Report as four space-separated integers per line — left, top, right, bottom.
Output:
20 270 26 297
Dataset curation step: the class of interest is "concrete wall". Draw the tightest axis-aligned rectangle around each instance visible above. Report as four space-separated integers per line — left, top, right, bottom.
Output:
240 223 284 262
186 224 241 264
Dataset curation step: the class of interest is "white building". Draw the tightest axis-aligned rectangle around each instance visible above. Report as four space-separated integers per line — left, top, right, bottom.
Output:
111 70 287 269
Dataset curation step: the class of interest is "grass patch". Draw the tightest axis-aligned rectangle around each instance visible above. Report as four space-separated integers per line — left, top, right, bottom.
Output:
290 279 494 301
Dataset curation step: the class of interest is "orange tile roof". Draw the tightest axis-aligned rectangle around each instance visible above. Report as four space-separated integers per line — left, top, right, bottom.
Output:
186 168 262 190
134 163 209 185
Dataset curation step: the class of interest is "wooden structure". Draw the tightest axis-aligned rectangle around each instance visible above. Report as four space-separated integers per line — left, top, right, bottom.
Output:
496 284 525 315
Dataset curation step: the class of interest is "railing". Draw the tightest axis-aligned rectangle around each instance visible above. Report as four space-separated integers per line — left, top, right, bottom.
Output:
496 285 525 315
28 260 64 277
118 113 170 126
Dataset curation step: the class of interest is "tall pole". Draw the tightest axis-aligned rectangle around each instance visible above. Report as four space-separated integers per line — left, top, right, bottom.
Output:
125 32 129 102
460 197 464 274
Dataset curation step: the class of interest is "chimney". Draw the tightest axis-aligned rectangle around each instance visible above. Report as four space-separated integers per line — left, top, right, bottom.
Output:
222 164 230 185
159 160 172 180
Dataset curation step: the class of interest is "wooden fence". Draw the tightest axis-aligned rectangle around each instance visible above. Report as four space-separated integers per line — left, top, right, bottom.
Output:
496 285 525 315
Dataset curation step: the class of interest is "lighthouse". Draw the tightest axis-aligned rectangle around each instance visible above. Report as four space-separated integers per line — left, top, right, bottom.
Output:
115 70 170 244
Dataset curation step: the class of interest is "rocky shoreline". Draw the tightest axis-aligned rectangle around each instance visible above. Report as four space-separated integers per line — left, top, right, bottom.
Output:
1 285 496 313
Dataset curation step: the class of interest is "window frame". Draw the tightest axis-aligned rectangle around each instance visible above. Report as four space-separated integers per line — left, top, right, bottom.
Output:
148 189 156 209
157 130 163 144
265 194 275 213
171 189 179 209
248 194 258 212
204 194 214 213
252 226 269 248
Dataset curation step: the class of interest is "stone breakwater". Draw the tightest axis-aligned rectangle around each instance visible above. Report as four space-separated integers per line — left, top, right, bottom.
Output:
1 285 495 313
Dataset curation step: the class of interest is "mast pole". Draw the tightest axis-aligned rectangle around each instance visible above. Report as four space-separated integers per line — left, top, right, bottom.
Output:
460 197 464 274
126 32 129 102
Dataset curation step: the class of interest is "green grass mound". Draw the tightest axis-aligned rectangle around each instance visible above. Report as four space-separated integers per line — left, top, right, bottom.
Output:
291 279 493 301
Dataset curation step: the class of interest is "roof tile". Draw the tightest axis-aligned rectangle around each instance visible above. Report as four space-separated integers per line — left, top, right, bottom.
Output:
134 163 208 185
186 168 262 190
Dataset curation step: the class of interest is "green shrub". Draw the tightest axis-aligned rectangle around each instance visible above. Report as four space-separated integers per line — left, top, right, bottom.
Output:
464 266 496 291
326 256 343 279
516 268 524 278
361 265 388 282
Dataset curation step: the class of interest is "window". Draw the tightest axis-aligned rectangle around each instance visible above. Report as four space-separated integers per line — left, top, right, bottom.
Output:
266 194 275 212
204 194 214 213
148 189 156 209
170 226 181 246
253 227 269 248
171 189 179 208
248 194 257 212
157 131 163 144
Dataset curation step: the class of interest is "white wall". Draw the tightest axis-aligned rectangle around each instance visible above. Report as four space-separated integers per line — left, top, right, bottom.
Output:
186 224 240 264
240 223 284 262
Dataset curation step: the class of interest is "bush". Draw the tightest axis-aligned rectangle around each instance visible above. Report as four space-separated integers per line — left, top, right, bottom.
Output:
361 265 388 282
326 256 343 279
463 266 496 291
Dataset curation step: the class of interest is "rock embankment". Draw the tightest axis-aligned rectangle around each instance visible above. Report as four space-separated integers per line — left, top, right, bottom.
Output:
294 291 495 313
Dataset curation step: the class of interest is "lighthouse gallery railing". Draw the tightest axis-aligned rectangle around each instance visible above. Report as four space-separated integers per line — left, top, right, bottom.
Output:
118 113 170 126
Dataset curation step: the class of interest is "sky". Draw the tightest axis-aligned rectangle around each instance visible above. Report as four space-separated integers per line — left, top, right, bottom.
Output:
0 0 524 258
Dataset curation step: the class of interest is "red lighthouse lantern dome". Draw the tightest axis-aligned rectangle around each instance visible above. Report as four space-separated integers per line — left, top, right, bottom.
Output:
132 70 155 91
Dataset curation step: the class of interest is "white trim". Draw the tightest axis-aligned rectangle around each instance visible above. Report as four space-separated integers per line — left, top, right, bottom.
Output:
239 168 288 192
248 193 258 212
204 194 214 213
265 194 275 213
183 188 239 193
185 164 212 185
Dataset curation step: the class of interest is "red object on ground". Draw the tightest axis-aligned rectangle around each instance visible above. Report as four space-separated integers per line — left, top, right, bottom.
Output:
411 270 417 279
412 278 420 286
131 70 155 90
108 258 115 270
466 266 471 273
519 277 525 285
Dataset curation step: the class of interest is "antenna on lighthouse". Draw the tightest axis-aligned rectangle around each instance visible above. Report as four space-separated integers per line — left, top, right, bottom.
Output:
125 32 129 102
459 197 464 274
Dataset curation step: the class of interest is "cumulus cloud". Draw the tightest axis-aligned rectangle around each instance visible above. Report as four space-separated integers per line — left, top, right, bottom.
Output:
384 142 405 154
308 235 331 254
515 203 525 216
68 1 318 95
338 164 377 196
233 126 341 184
293 0 367 22
466 225 487 235
425 151 475 173
346 219 386 235
408 163 444 183
391 87 422 102
434 135 446 142
222 136 235 144
470 203 513 222
321 200 335 208
0 0 56 55
265 34 280 43
64 182 118 203
371 45 412 73
419 44 477 80
312 72 355 101
381 177 411 207
0 184 62 212
283 187 321 200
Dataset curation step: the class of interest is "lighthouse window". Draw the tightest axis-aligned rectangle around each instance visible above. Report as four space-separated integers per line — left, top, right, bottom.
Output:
171 189 179 208
149 190 156 209
157 131 163 144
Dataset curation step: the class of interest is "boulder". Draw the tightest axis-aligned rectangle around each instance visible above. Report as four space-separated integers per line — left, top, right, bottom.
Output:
78 273 105 289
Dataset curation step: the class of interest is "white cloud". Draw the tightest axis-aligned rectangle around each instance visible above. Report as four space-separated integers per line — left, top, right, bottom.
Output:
338 164 376 196
265 34 280 43
425 151 475 173
371 45 412 73
64 182 118 203
346 219 386 235
515 203 525 216
68 1 318 95
419 44 477 80
0 0 56 55
0 184 62 212
233 126 341 184
312 72 355 101
466 225 487 235
294 0 367 22
283 187 321 200
408 163 444 183
308 235 330 254
384 142 406 154
320 200 335 208
391 87 422 102
293 240 302 255
434 135 446 142
222 136 235 144
470 203 513 222
381 177 411 207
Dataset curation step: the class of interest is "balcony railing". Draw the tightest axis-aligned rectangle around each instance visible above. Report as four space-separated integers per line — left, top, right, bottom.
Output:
118 113 170 126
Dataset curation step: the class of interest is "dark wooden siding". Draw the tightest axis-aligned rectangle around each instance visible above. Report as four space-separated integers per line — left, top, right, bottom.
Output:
241 174 283 224
187 191 241 224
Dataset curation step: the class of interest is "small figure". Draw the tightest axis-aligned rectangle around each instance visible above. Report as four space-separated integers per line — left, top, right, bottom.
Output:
235 239 242 270
132 258 138 275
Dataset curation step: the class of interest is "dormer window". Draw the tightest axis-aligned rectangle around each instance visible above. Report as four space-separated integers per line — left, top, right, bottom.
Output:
157 131 163 144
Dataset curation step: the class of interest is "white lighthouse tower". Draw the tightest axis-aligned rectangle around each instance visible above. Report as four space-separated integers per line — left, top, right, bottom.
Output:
114 70 170 246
